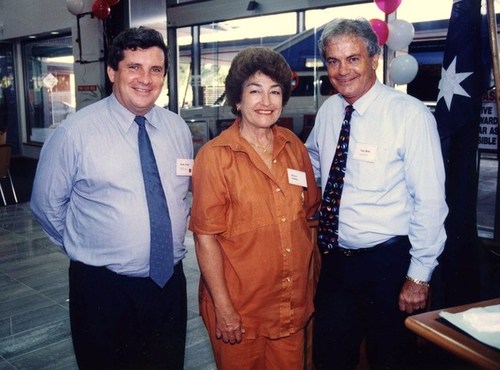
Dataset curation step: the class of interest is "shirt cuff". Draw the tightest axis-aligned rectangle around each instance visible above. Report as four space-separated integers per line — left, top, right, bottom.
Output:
407 262 434 283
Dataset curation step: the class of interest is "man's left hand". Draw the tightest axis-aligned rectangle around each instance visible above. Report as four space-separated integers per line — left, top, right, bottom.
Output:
398 280 429 314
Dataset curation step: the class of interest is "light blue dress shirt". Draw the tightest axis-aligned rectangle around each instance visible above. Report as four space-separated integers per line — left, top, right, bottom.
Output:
31 94 193 278
306 80 448 281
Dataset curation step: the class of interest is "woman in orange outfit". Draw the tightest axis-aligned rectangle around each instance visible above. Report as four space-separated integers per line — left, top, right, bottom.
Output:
189 47 320 370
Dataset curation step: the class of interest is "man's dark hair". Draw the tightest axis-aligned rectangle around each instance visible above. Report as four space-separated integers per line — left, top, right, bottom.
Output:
107 27 169 76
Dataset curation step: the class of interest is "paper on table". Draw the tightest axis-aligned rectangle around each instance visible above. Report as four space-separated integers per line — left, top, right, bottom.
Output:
463 311 500 332
439 304 500 350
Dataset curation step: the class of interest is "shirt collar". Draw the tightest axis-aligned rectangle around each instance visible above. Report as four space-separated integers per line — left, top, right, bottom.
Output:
342 79 382 117
108 93 157 131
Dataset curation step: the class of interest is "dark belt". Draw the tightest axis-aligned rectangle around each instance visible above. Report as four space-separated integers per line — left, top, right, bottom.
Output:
334 235 408 257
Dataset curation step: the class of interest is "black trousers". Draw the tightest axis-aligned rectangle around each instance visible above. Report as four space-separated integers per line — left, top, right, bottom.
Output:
313 237 416 370
69 260 187 370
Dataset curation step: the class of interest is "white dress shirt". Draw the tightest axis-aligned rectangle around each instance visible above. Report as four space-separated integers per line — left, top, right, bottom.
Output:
306 80 448 281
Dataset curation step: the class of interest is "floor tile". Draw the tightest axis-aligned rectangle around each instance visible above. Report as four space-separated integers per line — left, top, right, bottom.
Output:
7 339 77 370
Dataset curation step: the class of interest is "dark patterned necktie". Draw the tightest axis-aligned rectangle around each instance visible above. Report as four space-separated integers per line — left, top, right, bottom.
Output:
135 115 174 287
317 105 354 253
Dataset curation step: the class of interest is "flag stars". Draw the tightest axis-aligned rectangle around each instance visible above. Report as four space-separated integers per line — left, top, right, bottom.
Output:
437 56 474 111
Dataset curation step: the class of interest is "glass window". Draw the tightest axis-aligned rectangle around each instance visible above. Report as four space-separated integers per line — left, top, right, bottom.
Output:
22 34 75 144
0 42 18 152
305 3 380 29
178 13 297 109
397 0 454 23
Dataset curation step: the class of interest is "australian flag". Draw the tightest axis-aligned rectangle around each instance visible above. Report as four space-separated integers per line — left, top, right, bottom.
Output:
434 0 491 143
432 0 492 308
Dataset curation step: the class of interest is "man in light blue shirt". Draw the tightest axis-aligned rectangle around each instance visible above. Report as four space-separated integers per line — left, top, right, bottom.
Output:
306 18 448 370
31 27 193 369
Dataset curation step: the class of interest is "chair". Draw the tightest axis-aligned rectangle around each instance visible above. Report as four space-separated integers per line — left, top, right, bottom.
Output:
0 144 18 205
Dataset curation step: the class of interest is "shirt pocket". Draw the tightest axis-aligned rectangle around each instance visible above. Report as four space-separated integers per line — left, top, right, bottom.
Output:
349 145 389 192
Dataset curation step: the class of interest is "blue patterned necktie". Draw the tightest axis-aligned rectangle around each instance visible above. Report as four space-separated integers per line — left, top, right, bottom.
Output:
317 105 354 253
135 115 174 287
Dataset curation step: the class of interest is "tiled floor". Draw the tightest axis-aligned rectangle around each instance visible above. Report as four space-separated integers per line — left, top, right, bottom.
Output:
0 202 216 370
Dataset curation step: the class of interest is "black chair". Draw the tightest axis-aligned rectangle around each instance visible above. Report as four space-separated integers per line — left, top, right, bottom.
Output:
0 144 18 205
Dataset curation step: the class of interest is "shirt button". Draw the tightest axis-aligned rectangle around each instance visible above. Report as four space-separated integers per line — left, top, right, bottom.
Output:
276 188 281 192
273 159 277 163
280 217 286 222
286 277 292 282
285 248 291 253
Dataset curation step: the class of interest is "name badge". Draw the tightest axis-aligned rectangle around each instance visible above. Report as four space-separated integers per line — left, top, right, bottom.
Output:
287 168 308 187
176 159 194 176
353 143 377 163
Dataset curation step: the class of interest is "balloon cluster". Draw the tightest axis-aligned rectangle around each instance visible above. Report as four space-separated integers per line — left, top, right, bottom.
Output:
66 0 120 20
369 0 418 85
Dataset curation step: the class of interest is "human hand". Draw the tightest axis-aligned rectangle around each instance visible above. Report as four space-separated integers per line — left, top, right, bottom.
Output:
215 306 246 344
398 279 429 314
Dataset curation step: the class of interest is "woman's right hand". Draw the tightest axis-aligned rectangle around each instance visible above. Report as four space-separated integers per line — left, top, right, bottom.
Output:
215 306 246 344
194 233 246 344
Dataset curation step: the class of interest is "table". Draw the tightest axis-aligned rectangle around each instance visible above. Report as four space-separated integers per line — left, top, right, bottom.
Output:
405 298 500 369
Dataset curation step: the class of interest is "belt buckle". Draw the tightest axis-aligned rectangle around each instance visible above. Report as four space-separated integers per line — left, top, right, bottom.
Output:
342 248 355 257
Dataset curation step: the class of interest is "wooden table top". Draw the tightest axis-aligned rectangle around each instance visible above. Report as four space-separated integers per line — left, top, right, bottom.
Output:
405 298 500 369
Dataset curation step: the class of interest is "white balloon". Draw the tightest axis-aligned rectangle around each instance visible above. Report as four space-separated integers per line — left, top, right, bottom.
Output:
389 54 419 85
386 19 415 51
66 0 85 15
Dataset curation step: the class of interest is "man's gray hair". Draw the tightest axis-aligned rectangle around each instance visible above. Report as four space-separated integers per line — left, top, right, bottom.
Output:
318 18 381 59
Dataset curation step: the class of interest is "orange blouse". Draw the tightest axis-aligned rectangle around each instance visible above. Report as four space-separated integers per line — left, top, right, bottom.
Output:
189 119 320 339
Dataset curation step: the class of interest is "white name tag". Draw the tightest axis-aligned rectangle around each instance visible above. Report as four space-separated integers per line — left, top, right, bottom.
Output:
287 168 308 187
176 159 194 176
353 143 377 163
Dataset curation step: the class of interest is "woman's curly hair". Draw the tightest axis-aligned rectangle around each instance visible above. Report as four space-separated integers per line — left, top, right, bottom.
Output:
225 47 292 115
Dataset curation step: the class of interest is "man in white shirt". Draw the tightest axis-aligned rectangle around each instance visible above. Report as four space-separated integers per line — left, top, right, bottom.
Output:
306 18 448 370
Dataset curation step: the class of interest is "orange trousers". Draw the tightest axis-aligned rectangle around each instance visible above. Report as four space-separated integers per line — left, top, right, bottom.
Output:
201 302 309 370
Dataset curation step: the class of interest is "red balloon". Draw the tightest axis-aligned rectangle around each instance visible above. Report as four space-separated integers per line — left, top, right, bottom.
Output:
369 18 389 46
374 0 403 15
92 0 111 20
105 0 120 6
